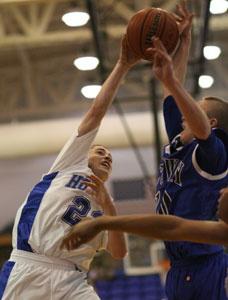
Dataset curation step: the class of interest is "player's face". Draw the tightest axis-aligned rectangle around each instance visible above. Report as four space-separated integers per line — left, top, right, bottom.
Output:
88 146 112 182
217 186 228 225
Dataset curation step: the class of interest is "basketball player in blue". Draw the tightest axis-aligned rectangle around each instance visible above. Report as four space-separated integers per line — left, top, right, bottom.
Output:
150 3 228 299
0 35 140 300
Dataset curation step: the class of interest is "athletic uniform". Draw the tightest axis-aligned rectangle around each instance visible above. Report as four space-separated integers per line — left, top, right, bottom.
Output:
156 96 228 300
0 127 108 300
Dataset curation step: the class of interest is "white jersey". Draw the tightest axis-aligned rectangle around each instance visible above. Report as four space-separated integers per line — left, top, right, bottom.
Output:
12 127 108 272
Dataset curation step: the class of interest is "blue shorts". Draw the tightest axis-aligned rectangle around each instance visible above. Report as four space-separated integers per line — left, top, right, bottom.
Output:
165 252 228 300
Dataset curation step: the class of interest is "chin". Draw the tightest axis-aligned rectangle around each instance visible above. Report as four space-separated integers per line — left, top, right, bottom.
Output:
93 169 109 182
100 171 109 182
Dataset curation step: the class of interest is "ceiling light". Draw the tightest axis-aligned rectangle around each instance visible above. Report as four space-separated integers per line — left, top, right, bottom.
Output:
203 46 221 60
73 56 99 71
62 11 90 27
198 75 214 89
81 85 101 98
210 0 228 14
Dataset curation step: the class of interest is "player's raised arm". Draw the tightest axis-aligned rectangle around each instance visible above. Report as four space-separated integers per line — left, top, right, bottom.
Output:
163 0 195 98
78 35 140 137
152 37 211 140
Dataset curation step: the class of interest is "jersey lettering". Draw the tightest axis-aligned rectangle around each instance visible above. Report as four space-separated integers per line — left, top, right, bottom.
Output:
155 190 172 215
164 159 179 182
158 158 184 187
65 174 90 191
174 161 184 186
157 164 164 186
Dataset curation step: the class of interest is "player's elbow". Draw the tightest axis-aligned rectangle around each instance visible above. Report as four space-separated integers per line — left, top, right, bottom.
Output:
111 249 128 260
195 127 211 140
109 247 128 260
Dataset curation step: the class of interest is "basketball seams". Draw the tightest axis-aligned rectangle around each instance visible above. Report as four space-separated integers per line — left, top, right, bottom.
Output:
140 8 153 57
159 10 167 45
126 7 179 60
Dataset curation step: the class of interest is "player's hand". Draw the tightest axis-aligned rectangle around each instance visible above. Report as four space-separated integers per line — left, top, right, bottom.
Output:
217 186 228 225
119 34 140 68
60 218 101 251
151 37 175 85
82 174 112 209
170 0 195 45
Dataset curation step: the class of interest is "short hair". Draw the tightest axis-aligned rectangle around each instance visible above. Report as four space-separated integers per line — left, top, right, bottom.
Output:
203 96 228 133
90 144 107 150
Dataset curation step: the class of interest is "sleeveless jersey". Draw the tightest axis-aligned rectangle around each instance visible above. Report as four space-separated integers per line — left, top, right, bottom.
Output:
156 96 228 262
11 127 108 271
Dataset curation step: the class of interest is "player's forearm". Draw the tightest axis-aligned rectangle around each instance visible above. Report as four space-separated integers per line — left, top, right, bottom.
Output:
102 201 128 259
92 60 129 112
164 76 211 139
78 61 129 136
163 38 191 98
96 215 228 245
173 39 191 86
97 214 184 241
107 231 127 259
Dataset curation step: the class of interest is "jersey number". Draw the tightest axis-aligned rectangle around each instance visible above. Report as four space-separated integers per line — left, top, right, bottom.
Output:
61 196 102 226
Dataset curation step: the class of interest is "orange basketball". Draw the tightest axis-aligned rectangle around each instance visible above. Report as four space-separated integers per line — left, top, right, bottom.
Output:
126 8 179 61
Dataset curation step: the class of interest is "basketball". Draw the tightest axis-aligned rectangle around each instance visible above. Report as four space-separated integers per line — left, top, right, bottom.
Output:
126 8 179 61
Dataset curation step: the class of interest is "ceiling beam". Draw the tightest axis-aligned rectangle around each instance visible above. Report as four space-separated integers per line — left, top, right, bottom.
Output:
0 0 70 6
0 14 226 49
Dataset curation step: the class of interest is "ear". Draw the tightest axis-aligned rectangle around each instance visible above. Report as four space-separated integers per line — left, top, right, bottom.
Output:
209 118 217 128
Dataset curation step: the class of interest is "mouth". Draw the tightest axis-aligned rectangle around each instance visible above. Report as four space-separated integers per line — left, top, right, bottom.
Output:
101 161 110 170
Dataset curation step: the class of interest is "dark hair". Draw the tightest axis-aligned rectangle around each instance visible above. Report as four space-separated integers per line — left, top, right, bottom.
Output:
203 96 228 133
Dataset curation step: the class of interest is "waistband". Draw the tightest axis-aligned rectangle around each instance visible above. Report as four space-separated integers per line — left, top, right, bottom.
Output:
170 251 224 268
10 249 82 272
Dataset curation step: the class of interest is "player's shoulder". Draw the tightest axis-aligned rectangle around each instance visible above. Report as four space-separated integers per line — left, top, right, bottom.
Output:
213 127 228 149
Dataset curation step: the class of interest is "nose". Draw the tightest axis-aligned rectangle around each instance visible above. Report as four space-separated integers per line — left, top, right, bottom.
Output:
104 154 112 163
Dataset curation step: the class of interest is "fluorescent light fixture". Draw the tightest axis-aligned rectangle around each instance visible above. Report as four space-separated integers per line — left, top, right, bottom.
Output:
81 85 101 98
198 75 214 89
73 56 99 71
210 0 228 14
203 46 221 60
62 11 90 27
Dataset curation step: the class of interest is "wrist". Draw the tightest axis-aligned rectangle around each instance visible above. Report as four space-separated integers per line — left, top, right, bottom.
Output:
179 37 191 51
102 201 117 216
165 75 180 92
117 59 132 71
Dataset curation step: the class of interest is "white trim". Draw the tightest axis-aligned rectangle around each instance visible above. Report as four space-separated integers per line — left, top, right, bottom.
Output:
192 144 228 180
165 134 183 154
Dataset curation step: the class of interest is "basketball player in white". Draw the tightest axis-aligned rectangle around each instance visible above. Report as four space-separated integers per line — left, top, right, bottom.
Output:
0 35 140 300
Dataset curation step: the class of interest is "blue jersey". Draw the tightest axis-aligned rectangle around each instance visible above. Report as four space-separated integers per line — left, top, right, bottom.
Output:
156 96 228 262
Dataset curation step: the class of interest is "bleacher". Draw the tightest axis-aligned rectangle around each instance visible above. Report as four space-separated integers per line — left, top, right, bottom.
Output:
95 272 167 300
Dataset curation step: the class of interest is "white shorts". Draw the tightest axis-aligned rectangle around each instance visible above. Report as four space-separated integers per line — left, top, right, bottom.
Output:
1 249 100 300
